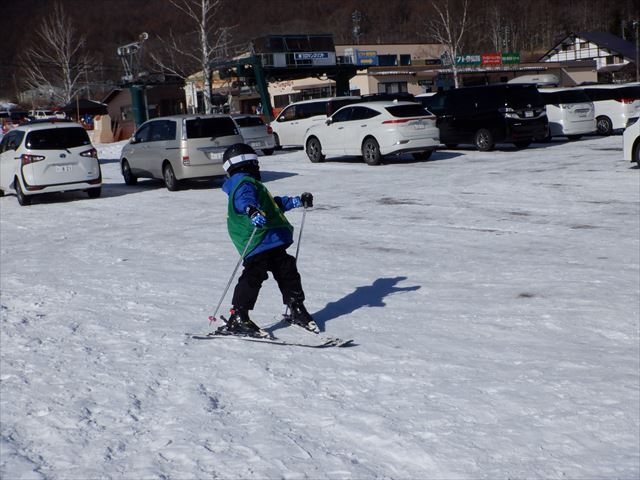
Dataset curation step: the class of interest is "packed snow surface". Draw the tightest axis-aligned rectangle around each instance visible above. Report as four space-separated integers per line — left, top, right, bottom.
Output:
1 134 639 479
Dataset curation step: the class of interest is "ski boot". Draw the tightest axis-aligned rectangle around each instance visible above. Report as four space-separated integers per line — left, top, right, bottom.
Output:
285 300 320 333
222 308 268 338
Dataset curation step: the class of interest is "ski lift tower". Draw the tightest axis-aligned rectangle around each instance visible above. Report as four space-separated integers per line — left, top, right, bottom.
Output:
117 32 149 126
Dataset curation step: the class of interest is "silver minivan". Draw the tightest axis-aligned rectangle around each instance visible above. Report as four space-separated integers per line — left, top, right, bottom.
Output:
538 87 596 140
120 114 243 190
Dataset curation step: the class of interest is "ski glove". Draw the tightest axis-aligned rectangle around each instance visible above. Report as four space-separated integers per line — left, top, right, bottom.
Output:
246 205 267 228
291 196 302 208
301 192 313 208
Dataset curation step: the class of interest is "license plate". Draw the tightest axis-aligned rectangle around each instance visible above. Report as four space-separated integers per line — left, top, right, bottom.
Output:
208 152 223 160
413 121 425 130
524 111 533 118
249 141 264 148
56 165 72 173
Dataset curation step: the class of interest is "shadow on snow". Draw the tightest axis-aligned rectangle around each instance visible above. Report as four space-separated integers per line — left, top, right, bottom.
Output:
311 276 421 331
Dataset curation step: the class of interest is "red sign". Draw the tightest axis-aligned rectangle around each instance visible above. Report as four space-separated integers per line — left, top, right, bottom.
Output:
482 53 502 65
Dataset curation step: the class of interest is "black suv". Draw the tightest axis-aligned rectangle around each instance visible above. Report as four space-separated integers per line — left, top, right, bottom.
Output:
429 84 548 151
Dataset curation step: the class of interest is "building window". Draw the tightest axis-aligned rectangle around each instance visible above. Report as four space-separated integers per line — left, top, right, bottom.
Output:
378 82 408 94
120 105 132 121
378 54 398 67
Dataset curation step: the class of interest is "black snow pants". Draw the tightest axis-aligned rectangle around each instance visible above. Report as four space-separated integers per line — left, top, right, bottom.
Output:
231 246 305 310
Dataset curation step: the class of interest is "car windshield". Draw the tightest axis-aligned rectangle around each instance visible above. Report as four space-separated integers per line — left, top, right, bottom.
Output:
233 116 264 127
385 104 430 117
25 127 91 150
186 117 238 138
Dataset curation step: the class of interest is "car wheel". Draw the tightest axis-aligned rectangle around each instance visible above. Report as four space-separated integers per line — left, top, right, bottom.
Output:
596 116 613 136
273 133 282 150
412 150 433 161
362 138 383 165
513 140 532 149
163 162 179 191
87 187 101 198
474 129 494 151
262 148 274 156
122 160 137 185
537 130 552 143
633 141 640 164
14 178 31 206
305 137 325 163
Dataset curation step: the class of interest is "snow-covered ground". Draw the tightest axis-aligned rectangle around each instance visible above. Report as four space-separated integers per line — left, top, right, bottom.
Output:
1 134 638 479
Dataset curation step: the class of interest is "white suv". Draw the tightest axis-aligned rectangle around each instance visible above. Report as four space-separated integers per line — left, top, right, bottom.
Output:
0 122 102 205
623 119 639 164
270 96 360 148
538 87 596 140
120 114 243 190
28 110 57 120
576 83 640 135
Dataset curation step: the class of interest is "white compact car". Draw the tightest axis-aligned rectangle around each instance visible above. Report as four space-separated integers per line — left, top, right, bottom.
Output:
120 114 243 190
231 114 276 155
623 119 639 164
538 87 596 140
303 101 440 165
0 122 101 205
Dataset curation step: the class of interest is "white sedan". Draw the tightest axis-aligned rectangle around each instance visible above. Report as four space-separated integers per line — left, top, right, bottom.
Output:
303 101 440 165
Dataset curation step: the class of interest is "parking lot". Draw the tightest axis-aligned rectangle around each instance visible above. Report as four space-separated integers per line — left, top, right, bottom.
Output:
1 134 639 478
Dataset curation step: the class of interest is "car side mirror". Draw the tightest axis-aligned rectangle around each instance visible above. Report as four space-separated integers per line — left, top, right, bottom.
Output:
325 118 333 125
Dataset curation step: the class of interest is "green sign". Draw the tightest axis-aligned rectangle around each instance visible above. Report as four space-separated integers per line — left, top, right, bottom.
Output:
502 53 520 64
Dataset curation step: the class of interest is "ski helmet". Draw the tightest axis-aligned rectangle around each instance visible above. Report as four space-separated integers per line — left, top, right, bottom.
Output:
223 143 259 174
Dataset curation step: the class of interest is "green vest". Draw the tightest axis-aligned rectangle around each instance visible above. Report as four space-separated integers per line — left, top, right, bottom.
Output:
227 176 293 256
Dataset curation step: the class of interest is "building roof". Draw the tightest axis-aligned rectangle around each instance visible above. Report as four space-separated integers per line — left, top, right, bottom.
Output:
578 31 637 61
539 31 638 62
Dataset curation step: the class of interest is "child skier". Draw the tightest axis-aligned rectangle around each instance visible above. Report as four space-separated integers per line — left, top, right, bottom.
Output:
220 143 315 336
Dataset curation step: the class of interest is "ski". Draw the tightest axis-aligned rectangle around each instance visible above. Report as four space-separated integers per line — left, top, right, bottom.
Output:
187 331 354 348
278 315 354 346
281 313 320 334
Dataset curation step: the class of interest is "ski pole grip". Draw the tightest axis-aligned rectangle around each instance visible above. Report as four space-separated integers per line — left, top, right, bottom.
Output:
301 192 313 208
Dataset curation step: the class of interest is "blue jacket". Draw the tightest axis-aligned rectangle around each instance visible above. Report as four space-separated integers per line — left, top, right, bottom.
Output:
222 173 298 257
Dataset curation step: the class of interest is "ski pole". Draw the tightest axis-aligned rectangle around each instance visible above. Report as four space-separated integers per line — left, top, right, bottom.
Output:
284 206 308 318
293 205 307 260
209 226 258 324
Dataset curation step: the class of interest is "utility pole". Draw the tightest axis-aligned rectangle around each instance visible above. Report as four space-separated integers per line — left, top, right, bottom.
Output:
634 21 639 83
352 10 362 45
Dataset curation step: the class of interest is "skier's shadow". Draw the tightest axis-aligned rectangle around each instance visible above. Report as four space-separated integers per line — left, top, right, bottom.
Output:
312 276 421 331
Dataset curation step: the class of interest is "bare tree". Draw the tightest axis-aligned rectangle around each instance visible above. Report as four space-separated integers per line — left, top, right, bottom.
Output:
151 0 233 114
424 0 470 88
23 2 92 106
